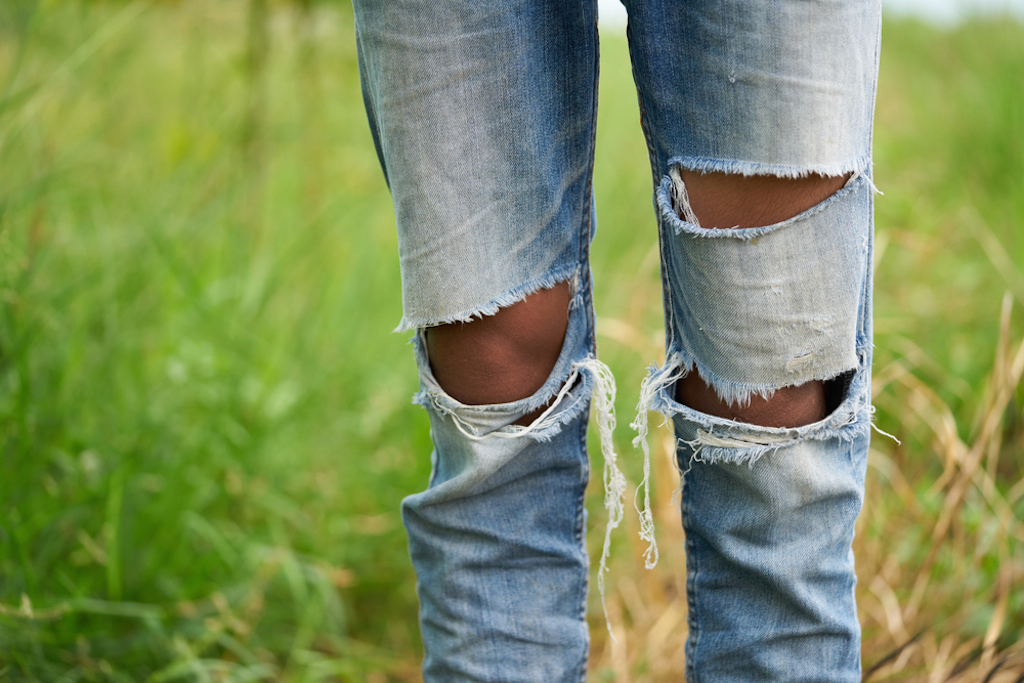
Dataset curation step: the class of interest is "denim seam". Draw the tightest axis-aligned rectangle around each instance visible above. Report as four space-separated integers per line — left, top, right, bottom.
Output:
857 182 875 341
578 3 600 356
867 3 883 177
574 409 591 683
626 20 661 192
683 486 700 683
625 19 678 351
576 16 599 679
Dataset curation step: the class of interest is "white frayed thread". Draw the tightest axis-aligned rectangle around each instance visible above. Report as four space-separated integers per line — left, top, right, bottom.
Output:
630 362 687 570
847 169 883 196
871 423 900 444
669 167 702 228
570 357 627 642
677 426 771 469
690 428 796 450
679 426 793 467
437 365 587 442
868 403 901 446
869 405 900 444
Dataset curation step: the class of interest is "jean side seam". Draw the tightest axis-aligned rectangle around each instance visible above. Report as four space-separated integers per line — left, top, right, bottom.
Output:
576 18 599 679
683 483 700 683
578 6 600 362
575 409 591 683
626 19 681 363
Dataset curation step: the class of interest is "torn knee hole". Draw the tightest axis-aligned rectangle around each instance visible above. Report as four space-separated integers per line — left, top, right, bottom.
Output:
669 167 852 230
424 281 572 406
676 369 850 429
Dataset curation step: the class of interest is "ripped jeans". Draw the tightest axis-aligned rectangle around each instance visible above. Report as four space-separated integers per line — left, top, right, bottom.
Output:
354 0 881 679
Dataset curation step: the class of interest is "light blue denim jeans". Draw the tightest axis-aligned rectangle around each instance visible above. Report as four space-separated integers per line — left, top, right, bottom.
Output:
354 0 881 680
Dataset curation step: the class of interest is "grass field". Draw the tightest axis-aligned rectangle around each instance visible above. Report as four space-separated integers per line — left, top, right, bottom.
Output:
0 1 1022 680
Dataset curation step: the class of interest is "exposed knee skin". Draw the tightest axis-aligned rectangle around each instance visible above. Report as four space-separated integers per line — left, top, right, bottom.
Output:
426 282 571 426
678 371 827 429
678 170 848 231
675 172 850 428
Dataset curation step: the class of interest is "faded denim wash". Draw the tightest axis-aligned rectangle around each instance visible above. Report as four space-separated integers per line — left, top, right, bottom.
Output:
353 0 882 679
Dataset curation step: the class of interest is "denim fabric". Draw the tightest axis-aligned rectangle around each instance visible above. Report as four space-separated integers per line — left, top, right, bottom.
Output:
354 0 599 332
354 0 881 679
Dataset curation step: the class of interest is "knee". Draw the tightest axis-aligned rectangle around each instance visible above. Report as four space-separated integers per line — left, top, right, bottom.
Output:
425 282 571 407
672 170 854 428
677 372 829 428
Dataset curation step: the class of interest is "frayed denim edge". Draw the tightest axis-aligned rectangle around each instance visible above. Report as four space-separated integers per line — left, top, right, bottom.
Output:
657 341 865 409
411 368 595 443
410 365 589 435
668 154 872 181
680 413 871 468
635 343 873 468
658 172 871 240
393 263 583 334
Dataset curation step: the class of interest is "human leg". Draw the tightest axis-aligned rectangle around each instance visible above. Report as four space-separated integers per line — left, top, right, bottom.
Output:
624 0 881 678
353 0 605 679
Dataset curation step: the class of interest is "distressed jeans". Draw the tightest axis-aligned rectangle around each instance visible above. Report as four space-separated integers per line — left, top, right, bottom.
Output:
354 0 881 680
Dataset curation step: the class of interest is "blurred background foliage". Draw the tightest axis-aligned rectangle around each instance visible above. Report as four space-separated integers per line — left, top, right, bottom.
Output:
0 0 1022 680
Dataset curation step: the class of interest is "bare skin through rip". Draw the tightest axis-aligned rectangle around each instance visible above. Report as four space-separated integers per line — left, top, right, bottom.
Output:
426 282 571 427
